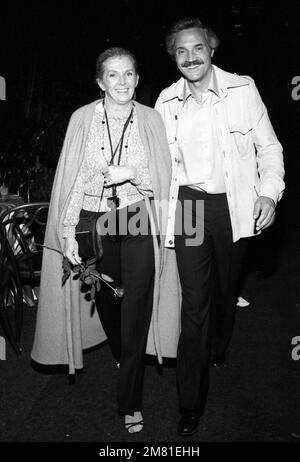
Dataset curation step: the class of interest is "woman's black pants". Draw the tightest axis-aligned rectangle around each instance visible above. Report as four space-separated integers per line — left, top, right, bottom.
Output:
84 200 155 415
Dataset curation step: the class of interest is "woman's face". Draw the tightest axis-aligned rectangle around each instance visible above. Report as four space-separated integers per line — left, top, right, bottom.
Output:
98 55 139 107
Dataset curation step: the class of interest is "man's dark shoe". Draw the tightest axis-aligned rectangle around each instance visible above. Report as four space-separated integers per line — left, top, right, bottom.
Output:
177 414 199 436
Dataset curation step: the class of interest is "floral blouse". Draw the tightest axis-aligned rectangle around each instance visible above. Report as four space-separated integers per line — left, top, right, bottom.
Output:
63 102 153 238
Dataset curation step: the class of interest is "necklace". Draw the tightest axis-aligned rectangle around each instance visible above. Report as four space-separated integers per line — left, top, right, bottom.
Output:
100 101 134 209
100 102 134 166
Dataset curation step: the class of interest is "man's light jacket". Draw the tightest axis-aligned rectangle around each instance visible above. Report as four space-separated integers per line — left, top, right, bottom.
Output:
155 65 285 245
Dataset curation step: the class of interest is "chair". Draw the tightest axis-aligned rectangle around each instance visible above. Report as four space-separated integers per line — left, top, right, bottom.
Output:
0 226 23 354
0 202 49 354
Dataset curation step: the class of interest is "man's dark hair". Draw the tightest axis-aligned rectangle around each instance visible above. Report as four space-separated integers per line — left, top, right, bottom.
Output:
165 17 220 59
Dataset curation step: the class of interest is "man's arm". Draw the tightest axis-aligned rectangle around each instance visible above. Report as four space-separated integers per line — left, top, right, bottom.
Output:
248 81 285 230
249 81 285 204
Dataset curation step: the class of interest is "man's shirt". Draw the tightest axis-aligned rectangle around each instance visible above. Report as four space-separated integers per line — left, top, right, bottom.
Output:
177 73 226 193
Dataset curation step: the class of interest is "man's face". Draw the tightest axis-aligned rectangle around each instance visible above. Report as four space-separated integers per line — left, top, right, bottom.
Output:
174 27 213 84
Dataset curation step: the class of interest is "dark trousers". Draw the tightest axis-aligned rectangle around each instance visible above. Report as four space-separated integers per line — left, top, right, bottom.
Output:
175 186 246 415
89 200 155 415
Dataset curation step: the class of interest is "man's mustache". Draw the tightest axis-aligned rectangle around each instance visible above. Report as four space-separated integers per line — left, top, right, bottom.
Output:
182 60 204 67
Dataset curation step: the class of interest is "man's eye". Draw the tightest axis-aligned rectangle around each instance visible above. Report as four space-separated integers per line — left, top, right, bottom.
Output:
108 73 116 78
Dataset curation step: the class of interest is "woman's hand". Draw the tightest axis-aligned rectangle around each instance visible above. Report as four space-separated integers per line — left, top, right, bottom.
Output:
64 237 82 265
102 165 137 187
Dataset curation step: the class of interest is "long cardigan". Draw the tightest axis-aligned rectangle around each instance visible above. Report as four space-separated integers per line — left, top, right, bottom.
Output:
31 100 181 374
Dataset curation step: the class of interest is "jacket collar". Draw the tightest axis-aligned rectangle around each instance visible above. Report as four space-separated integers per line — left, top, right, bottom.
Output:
181 66 220 103
160 65 251 104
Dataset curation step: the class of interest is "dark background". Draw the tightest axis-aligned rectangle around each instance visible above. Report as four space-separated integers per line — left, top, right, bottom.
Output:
1 1 300 443
0 0 300 212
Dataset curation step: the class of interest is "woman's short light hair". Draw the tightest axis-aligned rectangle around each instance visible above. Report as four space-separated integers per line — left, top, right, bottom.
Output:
165 17 220 59
95 47 138 81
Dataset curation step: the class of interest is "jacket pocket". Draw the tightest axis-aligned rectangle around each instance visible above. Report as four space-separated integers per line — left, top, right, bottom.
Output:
229 118 252 135
229 120 253 159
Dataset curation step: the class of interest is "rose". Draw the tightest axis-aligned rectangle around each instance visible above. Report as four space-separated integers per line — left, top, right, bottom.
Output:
62 256 124 301
37 244 124 301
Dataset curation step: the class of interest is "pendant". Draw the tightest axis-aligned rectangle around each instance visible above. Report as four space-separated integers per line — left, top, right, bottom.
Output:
107 196 120 209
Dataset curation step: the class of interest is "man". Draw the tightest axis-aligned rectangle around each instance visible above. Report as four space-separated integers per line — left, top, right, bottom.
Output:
155 17 285 436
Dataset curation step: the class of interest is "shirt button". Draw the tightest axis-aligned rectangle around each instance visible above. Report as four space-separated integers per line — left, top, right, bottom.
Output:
169 240 173 245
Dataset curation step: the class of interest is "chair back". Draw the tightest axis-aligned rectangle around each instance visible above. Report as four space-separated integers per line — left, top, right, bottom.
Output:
0 214 24 355
0 202 49 279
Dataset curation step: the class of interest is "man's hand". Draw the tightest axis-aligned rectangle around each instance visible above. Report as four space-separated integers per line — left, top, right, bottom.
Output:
102 165 137 187
253 196 276 231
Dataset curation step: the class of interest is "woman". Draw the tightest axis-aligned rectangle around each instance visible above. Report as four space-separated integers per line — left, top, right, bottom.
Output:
31 47 181 434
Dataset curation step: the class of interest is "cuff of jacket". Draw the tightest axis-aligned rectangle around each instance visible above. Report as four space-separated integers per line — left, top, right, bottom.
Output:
258 186 285 206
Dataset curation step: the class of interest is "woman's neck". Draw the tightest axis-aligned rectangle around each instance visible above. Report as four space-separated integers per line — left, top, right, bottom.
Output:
104 99 132 118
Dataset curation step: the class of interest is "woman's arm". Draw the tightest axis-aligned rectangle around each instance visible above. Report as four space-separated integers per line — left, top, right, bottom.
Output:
63 157 89 265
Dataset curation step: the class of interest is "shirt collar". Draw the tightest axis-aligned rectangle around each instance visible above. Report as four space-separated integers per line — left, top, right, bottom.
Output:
181 67 220 105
